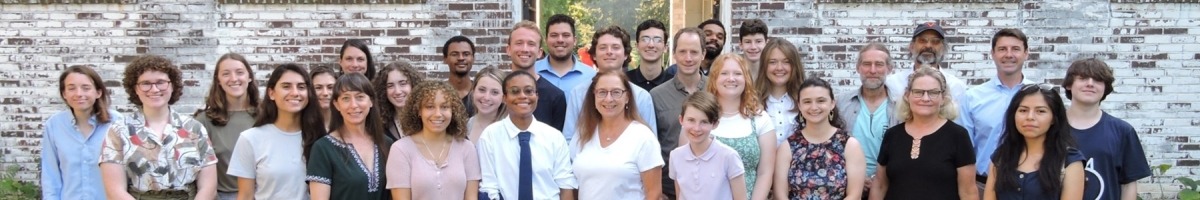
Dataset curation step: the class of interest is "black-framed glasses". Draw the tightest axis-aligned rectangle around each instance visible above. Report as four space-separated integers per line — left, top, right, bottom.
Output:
137 80 170 91
506 87 537 96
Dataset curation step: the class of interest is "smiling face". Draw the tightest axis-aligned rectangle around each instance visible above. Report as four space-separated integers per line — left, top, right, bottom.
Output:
674 33 705 75
312 73 336 110
340 46 368 74
445 41 476 76
740 34 766 63
62 73 101 112
798 86 835 124
637 28 666 63
764 48 792 87
909 31 946 66
679 106 715 145
503 75 539 117
507 28 542 70
268 71 309 115
992 36 1027 77
135 70 173 109
546 23 576 60
472 76 504 115
334 90 373 126
593 34 628 72
592 74 629 119
1014 94 1053 139
905 76 945 118
384 70 412 108
217 59 251 99
702 24 726 58
419 91 454 133
1066 76 1106 105
714 58 748 98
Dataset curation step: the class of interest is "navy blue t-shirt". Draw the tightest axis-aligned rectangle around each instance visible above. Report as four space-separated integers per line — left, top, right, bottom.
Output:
1071 112 1151 200
994 148 1086 200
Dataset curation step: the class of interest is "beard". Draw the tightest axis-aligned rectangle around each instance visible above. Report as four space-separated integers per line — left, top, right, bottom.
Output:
452 68 470 76
705 48 721 60
862 79 885 89
914 49 944 65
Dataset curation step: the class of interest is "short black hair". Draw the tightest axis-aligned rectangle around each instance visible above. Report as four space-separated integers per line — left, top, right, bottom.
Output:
546 14 576 35
739 19 768 39
636 19 668 43
442 35 476 58
698 19 725 31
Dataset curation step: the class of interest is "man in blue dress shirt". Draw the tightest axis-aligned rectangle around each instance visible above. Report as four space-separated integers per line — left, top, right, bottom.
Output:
958 28 1037 192
535 14 597 93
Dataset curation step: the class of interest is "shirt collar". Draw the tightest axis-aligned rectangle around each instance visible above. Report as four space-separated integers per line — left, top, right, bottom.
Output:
671 75 707 94
986 75 1036 90
536 56 587 73
684 140 719 161
767 93 791 103
502 116 539 139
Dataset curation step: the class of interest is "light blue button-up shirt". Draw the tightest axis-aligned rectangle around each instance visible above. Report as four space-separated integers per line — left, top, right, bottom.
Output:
959 77 1035 175
562 80 657 142
41 109 122 200
535 56 597 93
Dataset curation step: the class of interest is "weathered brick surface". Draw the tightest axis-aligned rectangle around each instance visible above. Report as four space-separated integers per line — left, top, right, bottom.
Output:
731 1 1199 198
0 0 513 183
2 0 1196 198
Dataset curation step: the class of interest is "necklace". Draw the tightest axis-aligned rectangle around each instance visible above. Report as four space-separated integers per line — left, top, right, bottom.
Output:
418 136 448 166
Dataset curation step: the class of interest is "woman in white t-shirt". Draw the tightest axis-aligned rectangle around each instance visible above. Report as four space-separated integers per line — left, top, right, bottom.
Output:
706 53 777 200
227 64 326 200
570 70 665 200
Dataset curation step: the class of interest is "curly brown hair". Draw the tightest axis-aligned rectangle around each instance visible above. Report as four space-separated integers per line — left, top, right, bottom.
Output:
122 55 184 107
399 81 468 140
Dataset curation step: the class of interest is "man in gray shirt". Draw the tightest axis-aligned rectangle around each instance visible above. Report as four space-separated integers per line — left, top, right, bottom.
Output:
650 27 708 200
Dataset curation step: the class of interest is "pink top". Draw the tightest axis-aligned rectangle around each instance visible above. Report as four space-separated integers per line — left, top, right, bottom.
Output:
385 137 481 200
668 140 745 200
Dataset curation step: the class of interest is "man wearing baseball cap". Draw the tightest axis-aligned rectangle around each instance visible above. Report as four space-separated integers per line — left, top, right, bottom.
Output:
884 21 970 102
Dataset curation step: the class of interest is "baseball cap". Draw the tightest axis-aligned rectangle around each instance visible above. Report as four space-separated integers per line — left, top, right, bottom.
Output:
913 22 946 39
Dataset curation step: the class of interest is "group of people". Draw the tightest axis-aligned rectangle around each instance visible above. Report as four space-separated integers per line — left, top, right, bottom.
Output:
40 14 1151 200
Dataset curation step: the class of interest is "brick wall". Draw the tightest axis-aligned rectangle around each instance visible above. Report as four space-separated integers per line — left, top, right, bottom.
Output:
0 0 514 184
1 0 1196 198
729 0 1199 198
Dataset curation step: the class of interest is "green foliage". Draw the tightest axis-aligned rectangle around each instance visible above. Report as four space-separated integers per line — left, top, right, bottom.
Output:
0 159 39 199
1149 163 1200 200
538 0 670 69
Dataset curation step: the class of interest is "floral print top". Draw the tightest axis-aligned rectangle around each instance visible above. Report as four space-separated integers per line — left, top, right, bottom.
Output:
785 129 850 200
100 109 218 192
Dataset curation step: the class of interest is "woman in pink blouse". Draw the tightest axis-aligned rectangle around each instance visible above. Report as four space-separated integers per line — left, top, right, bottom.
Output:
387 81 481 200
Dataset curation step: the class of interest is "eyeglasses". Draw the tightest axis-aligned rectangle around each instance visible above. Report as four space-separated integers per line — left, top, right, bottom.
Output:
1021 83 1058 93
137 80 170 91
594 89 626 99
640 36 664 44
506 87 537 96
908 88 943 98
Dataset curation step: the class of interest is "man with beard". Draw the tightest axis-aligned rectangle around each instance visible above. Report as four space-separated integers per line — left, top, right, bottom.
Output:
536 14 598 93
628 19 673 91
738 19 768 79
563 25 657 143
444 36 478 114
651 27 708 200
666 19 725 76
957 29 1038 193
884 22 968 102
837 42 903 198
508 20 569 131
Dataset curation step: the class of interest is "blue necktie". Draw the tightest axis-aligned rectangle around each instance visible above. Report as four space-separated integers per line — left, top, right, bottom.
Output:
518 131 533 200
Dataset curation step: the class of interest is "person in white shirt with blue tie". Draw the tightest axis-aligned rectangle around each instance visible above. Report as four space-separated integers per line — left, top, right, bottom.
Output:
477 71 577 200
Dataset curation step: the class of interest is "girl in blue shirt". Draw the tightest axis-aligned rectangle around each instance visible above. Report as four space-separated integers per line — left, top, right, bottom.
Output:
41 65 121 200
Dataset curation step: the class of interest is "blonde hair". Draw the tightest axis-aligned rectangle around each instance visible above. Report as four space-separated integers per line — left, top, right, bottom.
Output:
705 53 762 118
895 67 959 121
509 20 541 45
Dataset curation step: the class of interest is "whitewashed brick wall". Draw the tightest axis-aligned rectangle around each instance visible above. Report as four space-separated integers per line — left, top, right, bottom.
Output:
1 0 1195 198
730 0 1199 198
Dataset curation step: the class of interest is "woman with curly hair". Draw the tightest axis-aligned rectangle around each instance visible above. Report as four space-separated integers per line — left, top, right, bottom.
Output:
101 55 218 199
386 81 480 199
374 61 427 141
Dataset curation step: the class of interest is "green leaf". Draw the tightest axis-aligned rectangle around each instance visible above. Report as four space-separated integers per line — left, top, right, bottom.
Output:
1180 190 1200 200
1157 164 1172 174
1179 177 1199 191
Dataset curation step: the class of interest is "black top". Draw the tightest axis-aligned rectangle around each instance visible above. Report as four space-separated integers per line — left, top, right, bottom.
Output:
463 94 475 118
534 77 567 132
993 148 1086 200
626 67 675 91
878 121 975 200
